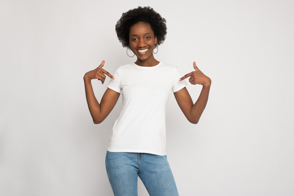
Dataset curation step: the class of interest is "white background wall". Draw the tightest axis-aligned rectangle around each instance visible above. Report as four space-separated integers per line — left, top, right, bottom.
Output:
1 0 293 195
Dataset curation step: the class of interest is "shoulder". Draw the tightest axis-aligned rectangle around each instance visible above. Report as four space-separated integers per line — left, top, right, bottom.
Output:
111 63 134 79
159 61 177 70
160 62 182 74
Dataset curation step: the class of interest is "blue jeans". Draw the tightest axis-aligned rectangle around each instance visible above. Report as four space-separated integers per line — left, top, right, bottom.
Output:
105 151 179 196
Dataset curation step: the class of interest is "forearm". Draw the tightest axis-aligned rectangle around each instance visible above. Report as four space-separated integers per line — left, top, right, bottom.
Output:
83 76 101 124
190 84 211 124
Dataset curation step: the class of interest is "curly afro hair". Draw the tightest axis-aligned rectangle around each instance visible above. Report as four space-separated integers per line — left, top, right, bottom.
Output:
115 6 167 49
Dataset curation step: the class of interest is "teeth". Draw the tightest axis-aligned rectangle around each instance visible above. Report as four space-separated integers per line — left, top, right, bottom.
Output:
138 49 148 53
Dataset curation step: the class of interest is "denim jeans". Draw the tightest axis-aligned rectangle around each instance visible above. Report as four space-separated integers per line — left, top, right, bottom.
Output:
105 151 179 196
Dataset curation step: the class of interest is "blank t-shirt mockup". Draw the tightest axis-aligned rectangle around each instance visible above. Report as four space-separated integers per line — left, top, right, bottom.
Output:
106 61 188 156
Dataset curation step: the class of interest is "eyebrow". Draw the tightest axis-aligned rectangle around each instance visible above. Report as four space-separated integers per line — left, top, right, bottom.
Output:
130 32 152 36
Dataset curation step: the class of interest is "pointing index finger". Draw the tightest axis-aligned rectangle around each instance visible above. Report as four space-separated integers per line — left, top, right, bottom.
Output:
101 68 115 80
179 72 193 81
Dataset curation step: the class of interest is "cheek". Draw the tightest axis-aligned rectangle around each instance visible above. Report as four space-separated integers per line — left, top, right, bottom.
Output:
129 44 136 50
148 40 156 47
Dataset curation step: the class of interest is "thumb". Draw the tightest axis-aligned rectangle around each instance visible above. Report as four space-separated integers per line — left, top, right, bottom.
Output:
98 60 105 69
193 61 200 71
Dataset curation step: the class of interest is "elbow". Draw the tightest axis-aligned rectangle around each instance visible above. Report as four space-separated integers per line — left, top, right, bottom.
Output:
93 114 106 124
93 120 100 124
189 118 199 124
93 118 102 124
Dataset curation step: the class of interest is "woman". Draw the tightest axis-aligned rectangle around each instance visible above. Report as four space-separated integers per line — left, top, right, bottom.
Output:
83 6 211 196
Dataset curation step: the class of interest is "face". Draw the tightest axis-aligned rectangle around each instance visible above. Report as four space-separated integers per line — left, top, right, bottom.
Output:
129 22 158 61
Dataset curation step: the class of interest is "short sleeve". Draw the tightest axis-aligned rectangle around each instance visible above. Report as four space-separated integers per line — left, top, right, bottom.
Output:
172 65 188 93
107 67 121 93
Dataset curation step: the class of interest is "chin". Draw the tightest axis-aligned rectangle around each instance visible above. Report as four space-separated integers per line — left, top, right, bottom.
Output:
137 55 151 61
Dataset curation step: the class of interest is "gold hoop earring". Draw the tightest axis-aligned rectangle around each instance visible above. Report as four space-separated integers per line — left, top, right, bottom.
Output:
153 44 158 54
126 47 135 57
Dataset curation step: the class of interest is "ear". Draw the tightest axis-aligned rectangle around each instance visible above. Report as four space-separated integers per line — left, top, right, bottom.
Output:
154 36 158 45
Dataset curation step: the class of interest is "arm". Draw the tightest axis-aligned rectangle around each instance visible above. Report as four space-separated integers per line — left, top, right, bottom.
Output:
175 61 211 124
174 83 211 124
83 77 120 124
190 84 211 124
83 60 120 124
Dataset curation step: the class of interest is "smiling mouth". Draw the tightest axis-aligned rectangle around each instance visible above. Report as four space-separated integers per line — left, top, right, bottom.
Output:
137 49 148 54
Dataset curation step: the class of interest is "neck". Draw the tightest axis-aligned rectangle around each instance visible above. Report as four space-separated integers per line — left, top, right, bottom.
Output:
135 55 159 67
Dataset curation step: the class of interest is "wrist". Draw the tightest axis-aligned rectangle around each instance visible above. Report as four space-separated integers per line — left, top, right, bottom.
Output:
203 79 211 87
83 75 92 82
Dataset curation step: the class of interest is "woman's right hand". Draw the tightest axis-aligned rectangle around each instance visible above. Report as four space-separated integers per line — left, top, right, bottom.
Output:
84 60 115 84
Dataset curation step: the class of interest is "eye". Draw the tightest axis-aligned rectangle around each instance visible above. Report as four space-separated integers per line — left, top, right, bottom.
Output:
146 36 151 39
131 38 137 41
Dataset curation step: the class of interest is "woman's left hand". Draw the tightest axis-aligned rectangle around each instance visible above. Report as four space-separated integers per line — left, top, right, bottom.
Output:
179 61 211 87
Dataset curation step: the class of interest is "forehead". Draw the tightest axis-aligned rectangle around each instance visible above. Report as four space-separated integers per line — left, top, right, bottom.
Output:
129 22 154 36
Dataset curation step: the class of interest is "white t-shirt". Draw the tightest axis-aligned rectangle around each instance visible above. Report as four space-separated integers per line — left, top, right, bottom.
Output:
106 61 188 156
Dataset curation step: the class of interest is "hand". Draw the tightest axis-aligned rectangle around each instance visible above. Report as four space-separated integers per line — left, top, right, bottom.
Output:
179 61 211 87
84 60 115 84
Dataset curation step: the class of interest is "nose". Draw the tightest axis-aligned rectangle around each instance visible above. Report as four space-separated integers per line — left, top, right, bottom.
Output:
138 38 147 48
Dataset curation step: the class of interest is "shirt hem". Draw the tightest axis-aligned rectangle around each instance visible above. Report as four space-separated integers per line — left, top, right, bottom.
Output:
107 148 166 156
